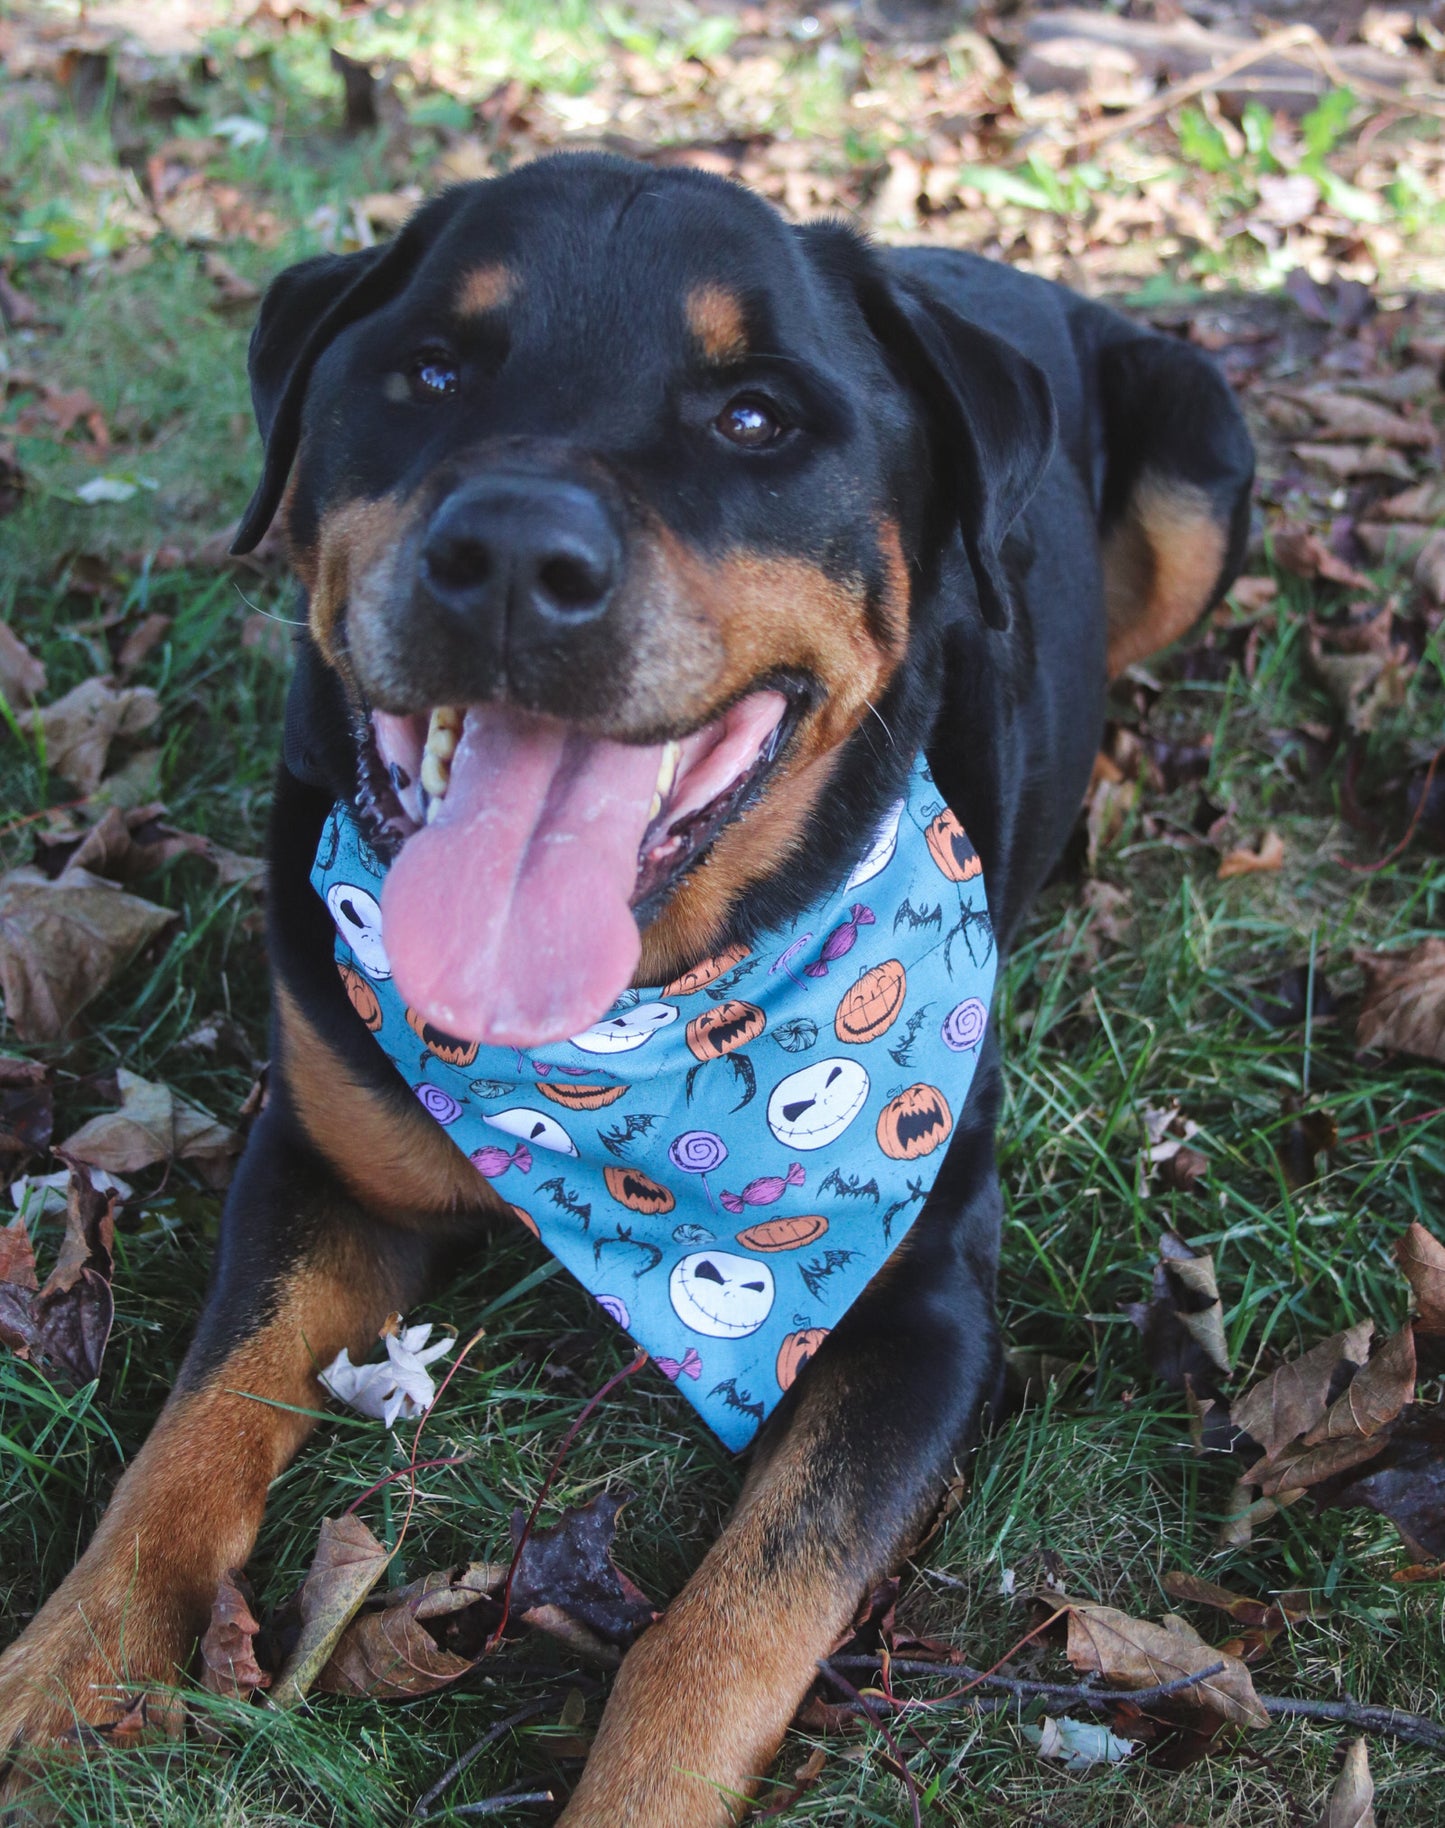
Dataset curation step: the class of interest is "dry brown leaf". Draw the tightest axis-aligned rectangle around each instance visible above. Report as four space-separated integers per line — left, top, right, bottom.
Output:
1395 1223 1445 1336
1356 939 1445 1062
1272 522 1372 591
1218 830 1285 879
200 251 260 310
1289 389 1434 448
270 1515 393 1709
1414 529 1445 606
0 1214 38 1289
1124 1231 1230 1396
61 1068 239 1185
199 1571 270 1700
0 1162 116 1387
1305 619 1413 733
1319 1737 1375 1828
317 1565 477 1699
1065 1602 1268 1731
0 864 173 1040
16 676 160 793
0 619 46 703
1250 1328 1416 1498
1229 576 1278 613
1229 1321 1374 1460
1292 443 1414 484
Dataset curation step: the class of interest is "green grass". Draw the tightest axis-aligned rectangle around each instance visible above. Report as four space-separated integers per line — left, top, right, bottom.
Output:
2 5 1444 1823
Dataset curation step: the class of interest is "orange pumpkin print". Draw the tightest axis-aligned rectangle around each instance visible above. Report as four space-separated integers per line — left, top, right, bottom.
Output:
776 1326 829 1391
664 942 750 997
405 1006 479 1066
685 999 765 1061
338 962 383 1032
603 1165 676 1215
536 1081 628 1110
925 809 982 883
834 959 907 1044
734 1213 828 1253
876 1083 953 1159
509 1203 540 1239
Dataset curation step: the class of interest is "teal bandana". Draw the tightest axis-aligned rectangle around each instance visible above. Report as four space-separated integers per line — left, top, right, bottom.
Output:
311 754 995 1449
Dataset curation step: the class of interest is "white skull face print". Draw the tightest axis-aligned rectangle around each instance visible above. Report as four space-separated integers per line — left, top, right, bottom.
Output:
326 882 392 979
766 1057 870 1150
844 797 906 890
669 1250 775 1338
484 1106 578 1156
569 1001 679 1054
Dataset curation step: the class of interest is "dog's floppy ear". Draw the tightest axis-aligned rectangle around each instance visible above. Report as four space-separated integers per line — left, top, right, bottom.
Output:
806 225 1056 629
232 200 454 554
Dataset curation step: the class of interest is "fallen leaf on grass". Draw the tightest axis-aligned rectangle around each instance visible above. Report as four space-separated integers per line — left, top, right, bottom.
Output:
1161 1572 1319 1664
1318 1736 1374 1828
1272 522 1372 592
270 1514 393 1708
1320 1407 1445 1562
1124 1231 1230 1398
1395 1223 1445 1336
1306 618 1413 734
1229 1321 1373 1460
508 1492 659 1653
1023 1713 1137 1768
60 1067 239 1186
0 1161 115 1387
199 1571 270 1700
1218 830 1286 879
16 676 160 793
1065 1602 1268 1731
0 864 173 1040
317 1564 492 1699
0 1055 52 1165
200 251 259 310
0 620 46 703
1355 938 1445 1063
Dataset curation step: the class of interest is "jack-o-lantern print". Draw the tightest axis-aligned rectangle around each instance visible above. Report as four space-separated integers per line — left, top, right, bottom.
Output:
876 1082 953 1159
776 1326 829 1391
685 1000 765 1061
536 1080 628 1110
405 1006 479 1066
603 1164 676 1215
338 962 383 1032
663 943 750 997
925 808 982 883
834 959 907 1044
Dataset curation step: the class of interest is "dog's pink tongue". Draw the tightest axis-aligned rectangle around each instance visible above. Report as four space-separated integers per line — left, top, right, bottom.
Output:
381 706 663 1045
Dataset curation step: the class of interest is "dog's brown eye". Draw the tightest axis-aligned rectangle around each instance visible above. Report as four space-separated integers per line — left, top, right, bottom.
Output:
411 353 459 398
715 396 782 448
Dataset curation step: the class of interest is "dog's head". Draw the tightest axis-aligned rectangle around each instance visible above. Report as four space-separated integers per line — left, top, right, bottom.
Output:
239 154 1053 1047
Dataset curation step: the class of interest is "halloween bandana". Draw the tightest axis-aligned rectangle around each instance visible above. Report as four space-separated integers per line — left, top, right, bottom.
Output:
312 754 996 1450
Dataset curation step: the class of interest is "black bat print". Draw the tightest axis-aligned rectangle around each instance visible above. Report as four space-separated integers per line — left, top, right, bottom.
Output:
881 1175 927 1243
712 954 761 998
894 897 943 935
536 1176 592 1229
684 1052 756 1112
592 1224 665 1278
819 1167 879 1205
886 1003 931 1069
709 1378 766 1424
599 1111 660 1158
944 903 995 975
800 1247 860 1299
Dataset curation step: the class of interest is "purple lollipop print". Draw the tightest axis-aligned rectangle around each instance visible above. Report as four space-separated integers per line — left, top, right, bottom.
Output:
596 1293 630 1330
941 997 987 1052
669 1129 727 1209
804 903 875 978
415 1082 462 1124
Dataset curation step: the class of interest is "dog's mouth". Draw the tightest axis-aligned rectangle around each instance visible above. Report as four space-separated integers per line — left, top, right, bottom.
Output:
353 686 803 1046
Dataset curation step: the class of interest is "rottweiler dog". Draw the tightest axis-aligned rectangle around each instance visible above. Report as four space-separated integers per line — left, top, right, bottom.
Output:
0 153 1252 1822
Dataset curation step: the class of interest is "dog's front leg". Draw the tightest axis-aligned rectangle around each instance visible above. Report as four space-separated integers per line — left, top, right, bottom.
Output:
560 1122 1004 1828
0 1103 443 1767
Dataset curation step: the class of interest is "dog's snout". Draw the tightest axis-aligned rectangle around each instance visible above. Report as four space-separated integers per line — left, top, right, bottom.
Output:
420 476 621 634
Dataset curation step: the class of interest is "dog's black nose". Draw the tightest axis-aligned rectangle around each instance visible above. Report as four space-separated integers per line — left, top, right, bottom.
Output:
421 476 621 632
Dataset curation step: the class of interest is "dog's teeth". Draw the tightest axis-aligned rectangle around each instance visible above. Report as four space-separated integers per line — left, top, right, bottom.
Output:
426 706 462 764
421 750 450 800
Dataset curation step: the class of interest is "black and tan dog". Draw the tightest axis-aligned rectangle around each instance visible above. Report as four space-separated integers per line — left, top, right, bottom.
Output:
0 153 1252 1822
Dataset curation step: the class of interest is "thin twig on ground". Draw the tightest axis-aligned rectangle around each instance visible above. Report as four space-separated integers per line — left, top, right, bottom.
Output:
413 1696 565 1819
817 1662 923 1828
452 1788 554 1818
823 1655 1445 1752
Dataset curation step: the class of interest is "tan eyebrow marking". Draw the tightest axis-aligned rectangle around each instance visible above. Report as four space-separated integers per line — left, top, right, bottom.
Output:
456 263 514 315
685 282 748 363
